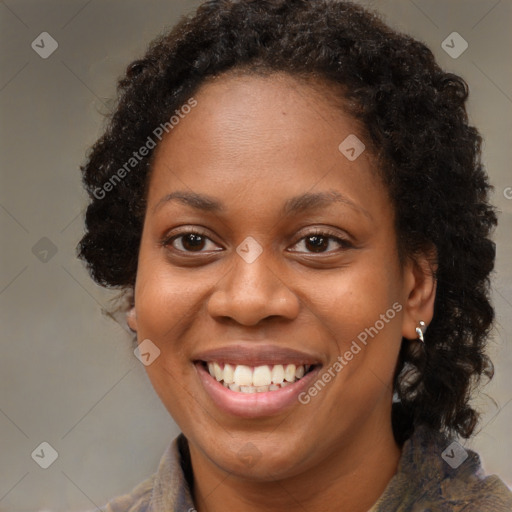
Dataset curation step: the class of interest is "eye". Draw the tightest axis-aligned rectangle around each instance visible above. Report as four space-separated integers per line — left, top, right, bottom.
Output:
289 230 350 254
164 231 222 253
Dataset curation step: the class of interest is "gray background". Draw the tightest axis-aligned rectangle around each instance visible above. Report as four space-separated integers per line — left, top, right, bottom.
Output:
1 0 511 510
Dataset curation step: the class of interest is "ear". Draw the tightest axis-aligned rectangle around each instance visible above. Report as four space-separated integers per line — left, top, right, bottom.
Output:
126 306 138 333
401 248 437 341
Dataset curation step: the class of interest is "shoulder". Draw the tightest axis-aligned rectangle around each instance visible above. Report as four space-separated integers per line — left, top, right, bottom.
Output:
99 474 155 512
94 434 195 512
455 474 512 512
372 425 512 511
435 456 512 511
408 426 512 511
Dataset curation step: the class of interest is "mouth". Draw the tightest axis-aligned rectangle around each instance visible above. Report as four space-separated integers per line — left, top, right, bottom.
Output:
201 361 317 393
193 344 324 417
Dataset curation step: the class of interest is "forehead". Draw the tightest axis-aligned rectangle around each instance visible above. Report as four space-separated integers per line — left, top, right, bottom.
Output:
146 72 388 220
152 71 357 165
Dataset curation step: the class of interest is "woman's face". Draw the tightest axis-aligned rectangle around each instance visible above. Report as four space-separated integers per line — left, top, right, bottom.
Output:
129 73 433 481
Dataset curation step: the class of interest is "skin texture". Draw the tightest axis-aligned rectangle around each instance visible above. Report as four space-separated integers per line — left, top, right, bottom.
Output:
127 73 436 512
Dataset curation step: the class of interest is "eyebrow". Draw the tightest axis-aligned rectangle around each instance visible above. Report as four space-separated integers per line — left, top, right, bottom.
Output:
283 190 372 219
154 189 371 219
154 191 223 213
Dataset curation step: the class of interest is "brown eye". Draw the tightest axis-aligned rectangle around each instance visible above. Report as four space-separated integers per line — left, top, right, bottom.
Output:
305 235 330 253
164 231 222 254
180 233 206 251
289 231 350 254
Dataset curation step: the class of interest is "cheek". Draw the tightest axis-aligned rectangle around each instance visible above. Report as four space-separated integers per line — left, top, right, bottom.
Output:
302 256 403 392
304 256 402 339
132 256 211 392
136 273 195 337
132 258 210 422
134 247 210 339
273 262 403 448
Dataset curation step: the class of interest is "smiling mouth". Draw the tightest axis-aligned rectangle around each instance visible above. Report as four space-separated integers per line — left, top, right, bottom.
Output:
201 361 316 393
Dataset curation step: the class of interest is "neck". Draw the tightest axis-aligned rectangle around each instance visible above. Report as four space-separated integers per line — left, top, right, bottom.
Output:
189 416 401 512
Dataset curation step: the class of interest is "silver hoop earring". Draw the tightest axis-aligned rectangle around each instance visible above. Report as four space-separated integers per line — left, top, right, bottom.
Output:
415 320 427 343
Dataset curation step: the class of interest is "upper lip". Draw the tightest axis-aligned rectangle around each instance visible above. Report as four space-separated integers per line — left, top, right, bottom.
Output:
193 343 323 367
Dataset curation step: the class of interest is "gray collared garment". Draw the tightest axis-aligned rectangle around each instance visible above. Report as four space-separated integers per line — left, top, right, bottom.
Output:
98 426 512 512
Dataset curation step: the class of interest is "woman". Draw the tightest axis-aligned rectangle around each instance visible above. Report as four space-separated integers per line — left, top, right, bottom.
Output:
78 0 512 510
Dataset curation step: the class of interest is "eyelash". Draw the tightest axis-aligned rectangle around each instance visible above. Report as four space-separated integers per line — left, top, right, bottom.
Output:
162 229 220 253
289 228 351 253
162 228 351 255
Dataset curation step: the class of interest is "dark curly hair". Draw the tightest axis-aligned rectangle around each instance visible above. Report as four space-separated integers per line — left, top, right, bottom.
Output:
78 0 497 441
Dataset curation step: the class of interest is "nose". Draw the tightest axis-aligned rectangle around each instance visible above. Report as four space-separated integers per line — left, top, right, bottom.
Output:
207 253 300 326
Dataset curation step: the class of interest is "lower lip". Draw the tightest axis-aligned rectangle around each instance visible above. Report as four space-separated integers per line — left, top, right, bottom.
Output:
195 362 322 418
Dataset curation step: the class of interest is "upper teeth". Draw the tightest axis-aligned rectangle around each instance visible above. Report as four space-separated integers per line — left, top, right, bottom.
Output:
207 362 310 392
